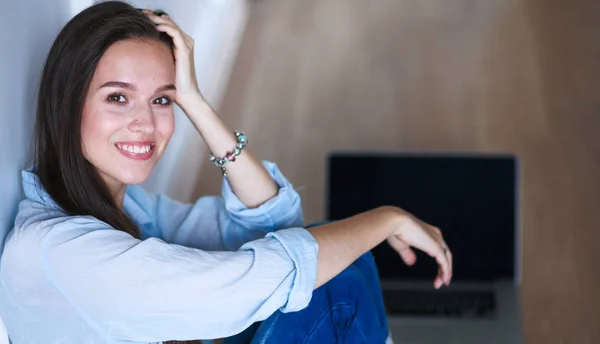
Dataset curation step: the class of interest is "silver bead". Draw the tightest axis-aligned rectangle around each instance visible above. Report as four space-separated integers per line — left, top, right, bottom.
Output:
234 148 241 156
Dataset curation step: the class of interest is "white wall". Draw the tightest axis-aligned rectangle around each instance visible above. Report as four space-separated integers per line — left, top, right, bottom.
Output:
1 1 92 342
0 1 248 342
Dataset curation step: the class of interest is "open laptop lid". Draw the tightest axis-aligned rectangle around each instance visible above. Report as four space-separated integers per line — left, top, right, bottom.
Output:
326 152 519 284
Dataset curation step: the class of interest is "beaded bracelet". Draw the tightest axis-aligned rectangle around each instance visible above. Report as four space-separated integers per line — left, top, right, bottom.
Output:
209 131 248 176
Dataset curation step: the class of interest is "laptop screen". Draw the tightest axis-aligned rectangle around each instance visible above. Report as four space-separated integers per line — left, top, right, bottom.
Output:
326 153 517 282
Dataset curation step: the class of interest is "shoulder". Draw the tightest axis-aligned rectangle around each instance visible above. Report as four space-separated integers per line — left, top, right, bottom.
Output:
8 200 113 251
2 202 113 278
13 198 77 236
1 204 126 306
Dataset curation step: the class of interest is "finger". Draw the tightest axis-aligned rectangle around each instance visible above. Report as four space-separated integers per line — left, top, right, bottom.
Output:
437 248 451 287
429 244 451 289
413 230 450 281
442 242 453 285
448 251 453 285
426 226 450 286
401 221 451 288
387 236 417 266
140 8 166 16
154 23 186 47
145 11 180 29
399 247 417 266
434 267 444 289
438 237 452 285
156 12 174 22
429 227 452 285
431 227 444 242
148 15 175 27
434 263 446 289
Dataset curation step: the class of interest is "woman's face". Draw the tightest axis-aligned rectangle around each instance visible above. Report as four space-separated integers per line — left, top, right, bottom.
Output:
81 39 176 190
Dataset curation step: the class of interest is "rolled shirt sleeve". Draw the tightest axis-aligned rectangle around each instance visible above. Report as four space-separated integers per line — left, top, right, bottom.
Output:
221 160 304 230
265 228 318 313
40 219 318 342
129 160 305 251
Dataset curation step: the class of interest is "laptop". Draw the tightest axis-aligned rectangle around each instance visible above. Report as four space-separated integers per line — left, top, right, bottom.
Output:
326 152 523 344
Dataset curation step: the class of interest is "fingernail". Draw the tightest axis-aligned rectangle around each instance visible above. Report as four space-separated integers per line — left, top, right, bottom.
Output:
137 8 142 11
155 24 159 27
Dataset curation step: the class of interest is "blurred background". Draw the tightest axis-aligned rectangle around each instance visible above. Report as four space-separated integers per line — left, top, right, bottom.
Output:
1 0 598 343
194 1 599 343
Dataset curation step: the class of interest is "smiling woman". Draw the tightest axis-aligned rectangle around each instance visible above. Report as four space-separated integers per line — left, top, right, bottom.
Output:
0 1 452 344
80 38 177 207
31 3 177 239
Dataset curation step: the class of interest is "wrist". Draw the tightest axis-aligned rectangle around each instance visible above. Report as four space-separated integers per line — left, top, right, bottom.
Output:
378 206 411 236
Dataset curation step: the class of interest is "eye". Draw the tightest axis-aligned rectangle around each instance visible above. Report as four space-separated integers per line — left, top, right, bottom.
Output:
107 93 127 103
153 96 173 106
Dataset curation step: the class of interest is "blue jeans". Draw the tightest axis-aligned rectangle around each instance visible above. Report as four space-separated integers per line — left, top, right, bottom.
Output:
223 222 389 344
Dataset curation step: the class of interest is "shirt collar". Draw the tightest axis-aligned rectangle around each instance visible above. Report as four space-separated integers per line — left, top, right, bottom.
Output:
123 188 154 229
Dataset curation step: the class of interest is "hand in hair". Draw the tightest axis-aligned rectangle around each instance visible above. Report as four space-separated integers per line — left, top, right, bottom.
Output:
141 9 204 105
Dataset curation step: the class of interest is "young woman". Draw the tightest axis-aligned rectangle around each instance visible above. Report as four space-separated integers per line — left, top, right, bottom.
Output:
0 2 452 343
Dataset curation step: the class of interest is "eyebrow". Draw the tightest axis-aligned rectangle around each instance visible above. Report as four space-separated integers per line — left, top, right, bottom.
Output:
99 81 176 93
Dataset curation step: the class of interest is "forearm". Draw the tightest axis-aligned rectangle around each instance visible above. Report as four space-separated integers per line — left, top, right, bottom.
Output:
308 206 405 289
178 93 278 208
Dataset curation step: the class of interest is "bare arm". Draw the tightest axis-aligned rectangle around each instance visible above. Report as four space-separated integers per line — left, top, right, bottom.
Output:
308 207 399 288
145 10 278 209
148 8 452 292
178 95 278 208
309 206 453 289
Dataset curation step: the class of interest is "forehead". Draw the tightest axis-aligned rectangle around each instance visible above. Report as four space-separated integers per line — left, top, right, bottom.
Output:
92 39 175 86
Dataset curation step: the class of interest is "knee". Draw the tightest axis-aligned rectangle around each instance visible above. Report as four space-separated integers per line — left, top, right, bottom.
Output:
319 253 379 295
352 251 379 277
329 263 371 296
356 251 376 267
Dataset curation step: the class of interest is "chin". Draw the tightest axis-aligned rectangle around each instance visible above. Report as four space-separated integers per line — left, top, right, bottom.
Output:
115 166 154 185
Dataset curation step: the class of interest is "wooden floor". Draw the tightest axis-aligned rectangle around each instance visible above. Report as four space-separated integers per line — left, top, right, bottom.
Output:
193 0 600 342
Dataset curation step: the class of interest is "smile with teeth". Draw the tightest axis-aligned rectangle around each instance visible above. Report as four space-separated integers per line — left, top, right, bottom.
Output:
115 143 155 154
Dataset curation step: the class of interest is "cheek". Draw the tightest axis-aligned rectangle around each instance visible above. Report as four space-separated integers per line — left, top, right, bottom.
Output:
81 108 127 151
156 113 175 141
80 108 98 157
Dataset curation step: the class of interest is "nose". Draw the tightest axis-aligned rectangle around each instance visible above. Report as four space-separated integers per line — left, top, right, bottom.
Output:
128 104 156 134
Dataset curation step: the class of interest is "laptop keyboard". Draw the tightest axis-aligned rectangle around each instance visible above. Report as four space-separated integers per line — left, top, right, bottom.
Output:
382 290 496 318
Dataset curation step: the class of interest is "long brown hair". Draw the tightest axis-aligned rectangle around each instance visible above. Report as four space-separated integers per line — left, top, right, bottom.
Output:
33 1 174 239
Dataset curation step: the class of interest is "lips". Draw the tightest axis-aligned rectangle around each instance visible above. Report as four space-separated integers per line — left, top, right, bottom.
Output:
114 141 156 161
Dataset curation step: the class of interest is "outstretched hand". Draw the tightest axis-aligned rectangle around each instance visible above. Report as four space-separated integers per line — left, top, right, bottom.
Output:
388 212 453 289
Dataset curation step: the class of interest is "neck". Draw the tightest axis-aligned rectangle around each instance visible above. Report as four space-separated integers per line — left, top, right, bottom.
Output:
97 170 127 209
112 185 127 210
104 178 127 210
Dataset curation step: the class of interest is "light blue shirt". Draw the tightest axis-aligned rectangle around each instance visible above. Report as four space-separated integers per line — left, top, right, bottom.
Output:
0 161 318 344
